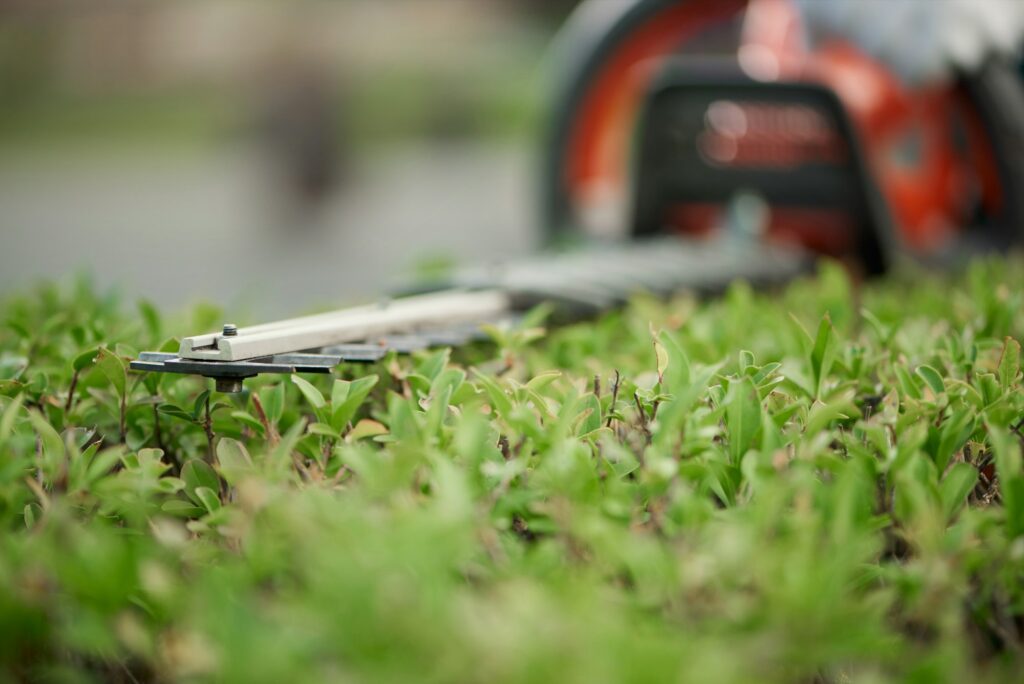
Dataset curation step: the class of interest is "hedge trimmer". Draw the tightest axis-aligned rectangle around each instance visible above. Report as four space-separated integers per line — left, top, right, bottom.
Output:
132 0 1024 392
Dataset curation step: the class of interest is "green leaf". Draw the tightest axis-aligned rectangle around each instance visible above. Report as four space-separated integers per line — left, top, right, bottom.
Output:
5 319 30 340
85 447 124 486
72 348 99 372
726 377 761 463
0 394 25 444
348 419 387 441
976 373 1002 407
860 308 892 344
473 372 513 418
155 337 180 353
115 342 138 361
182 459 219 504
23 503 40 529
430 368 465 400
260 384 285 424
934 410 975 472
330 375 379 433
939 462 978 520
998 337 1021 390
386 393 422 443
266 419 306 477
416 348 450 383
915 365 945 397
95 347 126 398
158 404 195 423
751 362 782 386
193 486 221 514
331 379 351 409
526 371 561 392
230 410 265 435
599 436 640 478
292 376 326 411
405 373 432 398
656 330 691 388
810 315 836 397
988 424 1024 537
738 350 755 373
161 499 205 518
0 354 27 381
894 364 922 401
947 379 984 409
653 332 670 383
29 409 65 483
805 396 858 436
192 390 211 421
308 422 341 439
576 393 602 436
216 438 253 485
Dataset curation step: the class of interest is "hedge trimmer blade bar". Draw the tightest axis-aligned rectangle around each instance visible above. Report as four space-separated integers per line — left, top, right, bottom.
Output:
131 236 811 391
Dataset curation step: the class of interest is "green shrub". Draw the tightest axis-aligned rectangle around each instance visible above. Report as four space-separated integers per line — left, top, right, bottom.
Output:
0 260 1022 683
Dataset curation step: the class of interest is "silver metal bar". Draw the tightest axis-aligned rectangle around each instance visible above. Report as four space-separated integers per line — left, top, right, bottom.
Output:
179 289 511 362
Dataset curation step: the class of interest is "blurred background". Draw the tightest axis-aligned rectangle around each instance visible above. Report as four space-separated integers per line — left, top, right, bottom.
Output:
4 0 1023 321
0 0 576 317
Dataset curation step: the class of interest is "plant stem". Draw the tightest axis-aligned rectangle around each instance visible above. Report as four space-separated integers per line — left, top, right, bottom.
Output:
119 393 126 444
605 370 621 428
64 369 80 415
202 393 215 462
251 393 280 446
152 403 164 453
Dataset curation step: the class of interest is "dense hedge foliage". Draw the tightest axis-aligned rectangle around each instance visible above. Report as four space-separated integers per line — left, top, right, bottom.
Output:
1 260 1023 683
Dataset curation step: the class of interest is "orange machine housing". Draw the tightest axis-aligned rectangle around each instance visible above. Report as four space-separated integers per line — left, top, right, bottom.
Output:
562 0 1001 254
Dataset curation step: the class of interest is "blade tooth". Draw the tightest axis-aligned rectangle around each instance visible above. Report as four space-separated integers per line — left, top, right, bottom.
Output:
499 264 620 310
522 258 624 294
161 358 260 377
137 352 178 362
497 245 694 305
129 360 170 372
418 329 473 346
158 353 340 377
564 255 671 297
460 319 508 340
551 269 634 302
269 353 342 368
618 246 698 285
378 334 431 354
321 344 389 363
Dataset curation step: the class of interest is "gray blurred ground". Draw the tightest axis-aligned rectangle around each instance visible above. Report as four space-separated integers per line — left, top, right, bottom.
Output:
0 0 563 320
0 144 535 318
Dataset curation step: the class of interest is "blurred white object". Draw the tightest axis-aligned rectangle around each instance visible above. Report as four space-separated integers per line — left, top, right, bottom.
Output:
796 0 1024 85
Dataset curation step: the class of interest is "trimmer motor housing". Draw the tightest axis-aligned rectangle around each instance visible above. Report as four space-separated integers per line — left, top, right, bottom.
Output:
542 0 1024 270
631 69 889 273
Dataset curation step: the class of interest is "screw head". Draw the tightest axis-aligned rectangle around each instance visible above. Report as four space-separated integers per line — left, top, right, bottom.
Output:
215 377 244 393
222 323 238 337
